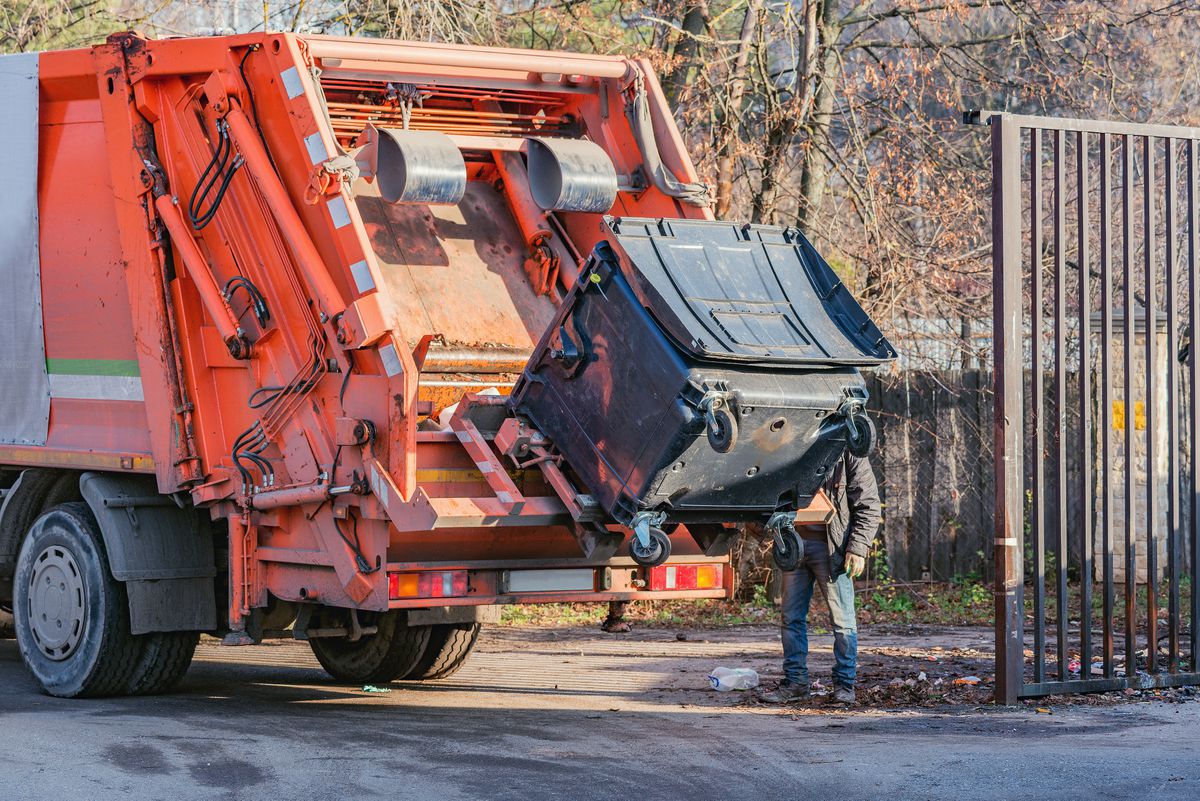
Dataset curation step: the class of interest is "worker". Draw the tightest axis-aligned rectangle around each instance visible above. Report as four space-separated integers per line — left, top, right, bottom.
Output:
758 452 881 705
600 600 631 633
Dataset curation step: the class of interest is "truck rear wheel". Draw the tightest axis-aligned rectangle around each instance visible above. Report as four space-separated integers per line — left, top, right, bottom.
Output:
16 503 141 697
309 611 432 683
126 631 200 695
405 623 481 681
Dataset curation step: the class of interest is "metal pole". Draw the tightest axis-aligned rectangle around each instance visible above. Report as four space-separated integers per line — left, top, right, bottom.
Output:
1054 130 1069 679
1189 138 1200 674
1145 136 1159 674
1078 131 1094 672
1100 132 1117 677
992 113 1025 705
1123 135 1138 680
1031 128 1047 684
1165 139 1181 673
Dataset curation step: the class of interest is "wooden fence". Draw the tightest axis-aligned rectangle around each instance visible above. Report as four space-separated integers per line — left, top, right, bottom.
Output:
865 370 995 582
866 368 1195 583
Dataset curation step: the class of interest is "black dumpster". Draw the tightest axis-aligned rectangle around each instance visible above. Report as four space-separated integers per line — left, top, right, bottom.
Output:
509 217 895 562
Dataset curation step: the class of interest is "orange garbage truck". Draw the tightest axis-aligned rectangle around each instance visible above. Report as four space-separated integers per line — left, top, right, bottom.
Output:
0 32 894 697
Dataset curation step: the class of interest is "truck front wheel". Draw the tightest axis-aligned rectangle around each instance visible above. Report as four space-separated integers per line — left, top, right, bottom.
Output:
309 611 432 683
14 502 200 697
15 502 137 697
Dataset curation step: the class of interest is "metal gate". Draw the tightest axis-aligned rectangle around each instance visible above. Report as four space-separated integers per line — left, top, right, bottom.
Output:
980 111 1200 702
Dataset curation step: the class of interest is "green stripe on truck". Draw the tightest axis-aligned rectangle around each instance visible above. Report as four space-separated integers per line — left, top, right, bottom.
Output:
46 358 141 377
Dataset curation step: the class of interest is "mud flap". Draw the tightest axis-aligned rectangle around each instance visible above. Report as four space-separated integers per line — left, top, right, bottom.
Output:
80 472 217 634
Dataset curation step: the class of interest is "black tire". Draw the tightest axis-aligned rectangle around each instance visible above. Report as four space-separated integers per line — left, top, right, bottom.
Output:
772 526 803 571
125 631 199 695
846 413 877 458
630 527 672 567
405 623 481 681
14 503 144 698
309 612 432 683
706 405 738 453
0 469 78 569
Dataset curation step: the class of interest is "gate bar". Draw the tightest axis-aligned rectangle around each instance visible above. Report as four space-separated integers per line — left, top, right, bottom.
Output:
1099 132 1116 678
1030 128 1046 684
1190 138 1200 674
1053 130 1069 679
1122 134 1137 681
1144 136 1159 675
1077 130 1093 672
1166 140 1180 674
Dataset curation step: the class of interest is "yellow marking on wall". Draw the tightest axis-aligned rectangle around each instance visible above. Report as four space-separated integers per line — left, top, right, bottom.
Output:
1112 401 1146 431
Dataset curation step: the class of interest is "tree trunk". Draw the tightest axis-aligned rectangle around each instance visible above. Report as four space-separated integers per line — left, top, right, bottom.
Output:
713 0 761 219
751 0 821 225
661 0 711 107
795 0 840 233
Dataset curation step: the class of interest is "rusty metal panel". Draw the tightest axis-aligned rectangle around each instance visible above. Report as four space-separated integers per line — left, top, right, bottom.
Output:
356 180 558 355
0 52 49 446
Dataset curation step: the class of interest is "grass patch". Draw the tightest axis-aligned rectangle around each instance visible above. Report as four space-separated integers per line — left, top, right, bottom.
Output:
498 580 996 629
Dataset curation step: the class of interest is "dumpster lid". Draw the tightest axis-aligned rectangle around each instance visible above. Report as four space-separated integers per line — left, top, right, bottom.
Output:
604 217 896 366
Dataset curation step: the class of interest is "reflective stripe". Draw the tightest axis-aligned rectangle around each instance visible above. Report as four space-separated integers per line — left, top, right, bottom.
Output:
46 358 144 402
304 132 327 164
281 67 304 99
379 343 403 377
349 259 375 294
328 195 351 228
48 374 144 402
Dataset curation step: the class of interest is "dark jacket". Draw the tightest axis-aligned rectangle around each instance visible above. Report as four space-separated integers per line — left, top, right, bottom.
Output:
823 452 881 564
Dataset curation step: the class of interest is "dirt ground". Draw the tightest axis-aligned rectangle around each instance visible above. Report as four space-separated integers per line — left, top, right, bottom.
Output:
3 622 1200 800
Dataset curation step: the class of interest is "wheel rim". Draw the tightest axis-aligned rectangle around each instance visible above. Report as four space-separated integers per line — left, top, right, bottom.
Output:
632 539 662 562
631 532 665 563
27 545 86 661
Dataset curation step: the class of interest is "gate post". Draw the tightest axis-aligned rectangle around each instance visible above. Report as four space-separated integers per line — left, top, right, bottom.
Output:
991 112 1025 705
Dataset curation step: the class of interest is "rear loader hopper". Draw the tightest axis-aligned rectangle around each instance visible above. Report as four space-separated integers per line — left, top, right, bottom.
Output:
0 32 893 698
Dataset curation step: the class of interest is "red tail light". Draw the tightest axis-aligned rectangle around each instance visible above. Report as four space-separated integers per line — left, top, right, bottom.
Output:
389 570 469 599
646 564 723 591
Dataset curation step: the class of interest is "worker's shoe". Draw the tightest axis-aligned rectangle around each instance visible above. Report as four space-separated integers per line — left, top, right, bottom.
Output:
757 679 810 704
832 685 856 704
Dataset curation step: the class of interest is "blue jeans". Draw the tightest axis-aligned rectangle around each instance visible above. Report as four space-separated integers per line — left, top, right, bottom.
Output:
781 537 858 688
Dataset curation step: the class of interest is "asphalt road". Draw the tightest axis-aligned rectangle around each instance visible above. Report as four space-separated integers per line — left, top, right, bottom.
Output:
2 625 1198 801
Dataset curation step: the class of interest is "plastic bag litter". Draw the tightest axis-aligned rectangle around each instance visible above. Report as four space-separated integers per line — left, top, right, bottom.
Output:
708 667 759 691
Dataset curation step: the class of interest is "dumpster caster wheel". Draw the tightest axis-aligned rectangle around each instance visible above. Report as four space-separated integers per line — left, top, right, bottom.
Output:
772 526 803 571
630 527 671 567
706 404 738 453
846 413 876 458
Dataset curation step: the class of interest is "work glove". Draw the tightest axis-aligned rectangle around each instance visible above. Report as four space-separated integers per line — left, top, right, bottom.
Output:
844 553 865 579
